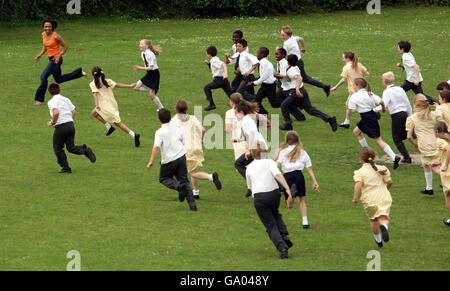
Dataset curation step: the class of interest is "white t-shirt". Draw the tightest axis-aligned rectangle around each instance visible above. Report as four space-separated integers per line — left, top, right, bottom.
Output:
283 36 302 60
348 89 382 114
47 94 75 126
238 51 259 75
142 49 158 70
246 159 281 194
402 52 423 83
154 123 186 164
209 56 225 78
286 66 303 90
254 57 276 86
229 45 249 65
277 59 290 91
277 146 312 173
241 115 268 150
382 84 413 116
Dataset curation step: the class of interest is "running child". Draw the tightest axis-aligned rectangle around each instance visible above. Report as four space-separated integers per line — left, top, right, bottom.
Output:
225 30 249 93
225 93 250 161
435 90 450 126
433 121 450 227
133 39 164 110
89 66 141 147
353 147 393 248
230 39 259 97
170 99 222 200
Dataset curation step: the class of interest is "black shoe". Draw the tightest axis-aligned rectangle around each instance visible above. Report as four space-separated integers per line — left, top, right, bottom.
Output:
212 172 222 190
204 104 216 111
134 133 141 148
402 157 412 164
443 218 450 226
375 240 383 248
303 224 310 229
284 239 293 249
245 189 252 198
324 84 331 97
106 126 115 136
329 116 338 132
178 184 188 202
338 123 350 129
279 122 293 131
58 168 72 174
380 225 389 242
421 189 434 195
84 146 96 163
293 112 306 121
393 155 401 170
290 183 298 197
280 249 289 259
189 202 198 211
193 194 200 200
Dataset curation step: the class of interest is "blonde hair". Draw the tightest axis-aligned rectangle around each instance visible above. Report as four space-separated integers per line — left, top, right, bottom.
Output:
413 94 431 120
250 142 268 160
360 147 387 176
281 26 293 36
382 71 395 85
277 131 303 163
142 39 161 56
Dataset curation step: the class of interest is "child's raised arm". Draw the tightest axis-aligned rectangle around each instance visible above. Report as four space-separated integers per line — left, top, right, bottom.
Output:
353 181 362 205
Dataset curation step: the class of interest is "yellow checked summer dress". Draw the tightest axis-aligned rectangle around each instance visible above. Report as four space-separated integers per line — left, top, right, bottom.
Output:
89 79 121 124
436 103 450 126
436 138 450 196
341 62 368 102
353 163 392 220
170 113 204 173
406 112 440 166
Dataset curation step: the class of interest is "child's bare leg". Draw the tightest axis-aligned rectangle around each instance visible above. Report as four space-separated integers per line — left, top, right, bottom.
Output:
191 176 199 191
134 80 143 90
298 196 309 227
115 122 130 133
370 219 380 235
92 109 106 124
378 215 389 226
354 127 369 147
445 192 450 212
432 165 441 175
149 89 164 109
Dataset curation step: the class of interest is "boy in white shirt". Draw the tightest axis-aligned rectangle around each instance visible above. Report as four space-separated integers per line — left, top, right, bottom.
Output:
380 72 413 163
226 30 250 93
231 39 259 97
46 83 96 173
203 46 232 111
396 40 437 105
147 108 198 211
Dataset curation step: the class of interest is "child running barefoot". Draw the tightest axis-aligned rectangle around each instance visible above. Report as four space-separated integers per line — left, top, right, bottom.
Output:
133 39 164 110
348 78 401 169
433 121 450 226
275 131 319 229
89 66 141 147
330 51 370 128
170 99 222 200
353 147 393 248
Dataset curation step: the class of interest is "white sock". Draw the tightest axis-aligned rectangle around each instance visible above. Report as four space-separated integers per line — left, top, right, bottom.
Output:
343 118 350 125
193 189 200 196
139 85 150 92
425 171 433 190
374 233 382 243
302 216 309 225
153 97 164 109
383 145 396 161
208 174 213 182
359 137 369 147
129 130 135 138
381 224 388 230
105 123 111 130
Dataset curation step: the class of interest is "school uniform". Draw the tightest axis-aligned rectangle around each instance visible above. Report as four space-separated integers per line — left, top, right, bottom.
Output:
89 79 121 124
276 59 304 120
236 50 259 95
204 56 232 106
246 158 290 253
436 103 450 126
341 62 368 101
225 108 247 160
382 84 413 159
234 115 268 179
253 57 277 115
283 36 328 91
406 112 440 166
400 52 437 104
140 49 160 93
154 123 196 207
229 45 249 92
47 94 94 171
348 89 382 138
277 146 312 198
436 138 450 196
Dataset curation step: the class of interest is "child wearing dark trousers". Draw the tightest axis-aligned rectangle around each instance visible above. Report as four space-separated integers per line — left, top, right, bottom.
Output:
232 39 259 97
147 109 197 211
46 83 96 173
225 30 249 93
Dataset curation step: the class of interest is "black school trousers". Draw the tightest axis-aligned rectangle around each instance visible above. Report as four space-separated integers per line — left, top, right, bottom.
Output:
401 80 438 105
281 88 330 123
204 77 233 105
391 111 411 159
159 155 195 203
53 121 87 170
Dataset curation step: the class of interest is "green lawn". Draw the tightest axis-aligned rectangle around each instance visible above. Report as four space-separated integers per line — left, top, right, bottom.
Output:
0 6 449 271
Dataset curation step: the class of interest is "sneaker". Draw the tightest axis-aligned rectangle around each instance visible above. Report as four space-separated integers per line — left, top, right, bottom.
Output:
443 218 450 226
279 122 293 131
380 225 389 242
189 202 198 211
280 249 289 259
324 84 331 97
292 112 306 121
393 156 401 170
421 189 434 195
178 184 188 202
245 189 252 198
84 146 96 163
338 123 350 129
204 104 216 111
134 133 141 148
375 240 383 248
212 172 222 190
58 168 72 174
284 238 293 249
106 126 115 136
193 194 200 200
329 116 338 132
402 157 412 164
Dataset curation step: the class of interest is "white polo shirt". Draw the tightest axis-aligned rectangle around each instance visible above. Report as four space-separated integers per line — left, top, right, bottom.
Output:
246 159 281 195
348 89 382 114
142 49 158 70
209 56 225 78
283 36 302 60
277 59 290 91
238 51 259 75
154 123 186 164
382 84 413 116
254 57 276 86
277 146 312 173
47 94 75 126
229 45 249 64
402 52 423 83
241 115 268 150
286 66 303 90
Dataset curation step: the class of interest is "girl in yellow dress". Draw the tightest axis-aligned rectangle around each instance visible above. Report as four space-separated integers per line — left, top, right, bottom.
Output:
435 90 450 126
432 121 450 227
170 99 222 199
353 147 393 248
406 94 440 195
89 66 141 147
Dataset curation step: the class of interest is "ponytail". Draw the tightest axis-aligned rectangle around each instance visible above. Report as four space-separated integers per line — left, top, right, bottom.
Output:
92 66 109 89
435 121 450 143
360 147 387 176
344 51 359 70
234 96 259 114
143 39 161 56
354 77 373 96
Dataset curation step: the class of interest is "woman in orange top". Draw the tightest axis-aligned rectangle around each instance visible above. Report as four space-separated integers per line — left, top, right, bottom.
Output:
34 19 87 105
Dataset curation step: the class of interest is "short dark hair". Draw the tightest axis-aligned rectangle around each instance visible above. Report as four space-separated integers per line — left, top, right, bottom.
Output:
233 30 243 39
258 47 269 58
42 18 58 30
206 46 217 57
237 39 247 48
158 108 171 124
440 90 450 103
175 99 188 113
437 81 450 91
276 48 287 57
287 54 298 66
48 83 60 95
398 40 411 53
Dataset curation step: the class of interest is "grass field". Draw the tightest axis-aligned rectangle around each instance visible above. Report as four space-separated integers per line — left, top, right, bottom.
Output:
0 6 449 271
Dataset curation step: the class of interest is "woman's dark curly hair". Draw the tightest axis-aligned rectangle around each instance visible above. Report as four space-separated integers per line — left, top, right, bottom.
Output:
42 18 58 30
